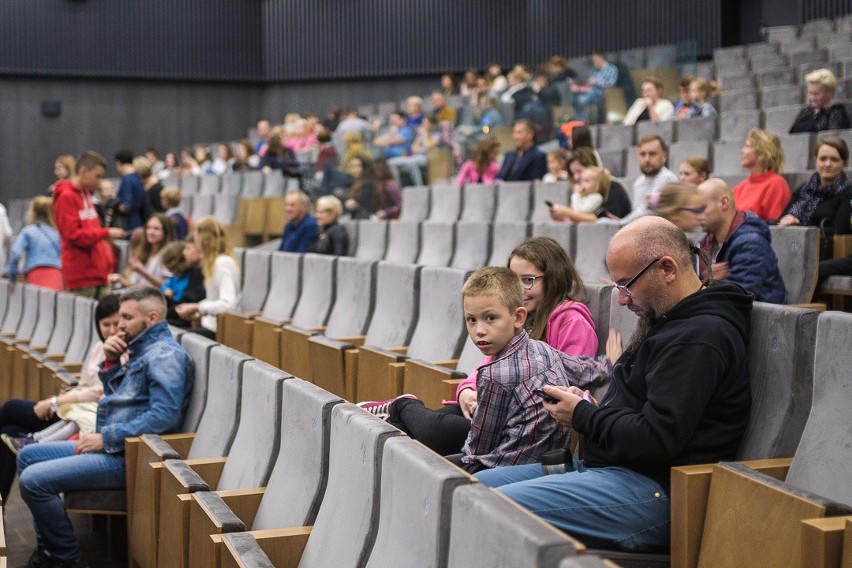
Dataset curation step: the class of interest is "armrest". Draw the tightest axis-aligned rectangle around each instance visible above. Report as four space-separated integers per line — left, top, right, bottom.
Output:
62 362 83 373
140 434 184 460
332 335 366 347
164 457 228 492
833 234 852 258
54 371 78 387
402 358 466 409
800 515 852 568
193 491 248 532
29 345 49 353
44 352 66 362
362 345 409 361
385 345 409 355
221 527 313 568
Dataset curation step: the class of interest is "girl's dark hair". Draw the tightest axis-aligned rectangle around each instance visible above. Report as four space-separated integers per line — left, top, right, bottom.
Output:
94 294 121 341
507 236 584 341
571 125 594 150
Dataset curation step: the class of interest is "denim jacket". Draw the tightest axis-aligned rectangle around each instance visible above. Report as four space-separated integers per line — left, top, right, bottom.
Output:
5 222 61 280
97 321 194 453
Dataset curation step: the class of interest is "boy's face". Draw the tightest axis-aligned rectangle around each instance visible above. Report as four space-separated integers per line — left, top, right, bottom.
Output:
464 294 526 357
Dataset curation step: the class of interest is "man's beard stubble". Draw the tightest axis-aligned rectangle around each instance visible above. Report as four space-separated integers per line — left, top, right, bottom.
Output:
624 314 657 356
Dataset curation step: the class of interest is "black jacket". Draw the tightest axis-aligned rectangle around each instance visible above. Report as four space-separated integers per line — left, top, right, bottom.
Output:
573 281 753 491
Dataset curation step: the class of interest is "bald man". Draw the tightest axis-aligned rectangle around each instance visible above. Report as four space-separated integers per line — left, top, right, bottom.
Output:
17 287 193 567
476 217 752 553
697 178 786 304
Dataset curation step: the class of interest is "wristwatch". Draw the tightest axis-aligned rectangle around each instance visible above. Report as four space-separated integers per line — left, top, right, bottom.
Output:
50 396 59 413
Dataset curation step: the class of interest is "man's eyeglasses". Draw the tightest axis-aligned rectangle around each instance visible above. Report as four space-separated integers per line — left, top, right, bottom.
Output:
519 275 544 290
613 257 661 296
678 206 705 214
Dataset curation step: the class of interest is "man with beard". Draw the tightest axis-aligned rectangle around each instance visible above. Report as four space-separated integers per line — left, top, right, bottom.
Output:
475 217 752 553
16 288 193 568
621 134 679 223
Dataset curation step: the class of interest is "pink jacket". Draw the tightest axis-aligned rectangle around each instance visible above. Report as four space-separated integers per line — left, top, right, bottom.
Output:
455 300 598 399
454 160 500 186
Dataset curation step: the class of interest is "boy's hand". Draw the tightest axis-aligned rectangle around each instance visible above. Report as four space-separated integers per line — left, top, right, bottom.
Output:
458 388 478 419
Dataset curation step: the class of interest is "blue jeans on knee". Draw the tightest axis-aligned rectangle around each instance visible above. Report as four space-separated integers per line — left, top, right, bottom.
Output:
476 461 670 552
17 441 126 563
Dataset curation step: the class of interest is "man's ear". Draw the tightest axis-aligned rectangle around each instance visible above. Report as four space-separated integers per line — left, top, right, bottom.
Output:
514 306 528 329
659 255 678 283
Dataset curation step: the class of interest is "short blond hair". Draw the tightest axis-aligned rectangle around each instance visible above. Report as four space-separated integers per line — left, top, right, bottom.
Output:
315 195 343 217
462 266 523 312
747 128 785 173
160 186 182 208
805 68 838 96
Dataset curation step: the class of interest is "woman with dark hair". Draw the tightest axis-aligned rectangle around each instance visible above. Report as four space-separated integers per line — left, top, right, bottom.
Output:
0 294 123 501
259 133 301 178
550 149 631 221
569 124 603 166
358 236 598 457
109 212 175 289
232 139 259 172
455 136 501 186
373 160 402 220
779 136 852 257
344 156 384 220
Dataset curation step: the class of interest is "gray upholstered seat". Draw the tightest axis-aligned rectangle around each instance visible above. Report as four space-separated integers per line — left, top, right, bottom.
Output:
384 220 421 264
39 292 75 357
178 332 219 432
0 281 24 335
719 110 761 142
768 226 819 304
532 222 576 259
190 193 215 220
718 89 759 112
598 148 626 177
355 220 388 260
583 283 615 357
447 484 581 567
221 172 242 195
402 266 468 362
418 221 455 267
241 170 264 198
756 67 797 88
399 185 431 222
259 251 302 322
428 182 463 222
531 181 571 223
778 133 814 171
575 223 621 284
363 437 474 568
737 302 819 460
719 74 755 92
558 557 617 567
240 249 272 313
712 139 750 176
636 120 675 147
488 222 530 266
494 181 533 222
181 174 200 195
358 262 421 348
675 116 717 142
198 174 221 194
212 192 240 225
289 254 337 328
262 171 286 196
760 84 802 109
668 142 711 174
322 257 376 339
12 284 40 342
28 288 57 349
598 123 634 151
764 106 802 137
450 221 491 270
459 182 496 222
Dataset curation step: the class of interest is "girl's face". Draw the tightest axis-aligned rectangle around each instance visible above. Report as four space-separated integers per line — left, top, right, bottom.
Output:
54 162 69 180
145 218 165 246
689 82 703 103
546 155 565 175
577 170 599 196
236 144 248 160
165 153 177 168
678 162 706 185
194 147 207 162
98 313 121 340
217 144 229 159
509 256 544 316
350 158 364 177
183 240 202 265
569 161 585 184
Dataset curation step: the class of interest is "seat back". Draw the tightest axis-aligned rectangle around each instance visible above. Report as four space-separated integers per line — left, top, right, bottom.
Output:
260 252 302 321
324 258 376 338
488 222 531 266
290 254 337 329
364 437 473 568
581 283 615 357
532 222 577 259
262 171 286 197
769 226 819 304
605 287 638 358
252 379 344 529
786 311 852 506
45 293 76 354
15 285 41 342
450 221 490 270
216 360 288 490
406 266 468 361
493 181 532 223
187 346 253 459
181 174 200 195
198 174 221 195
531 181 570 223
355 220 389 261
64 296 95 363
241 171 264 198
363 262 421 347
428 183 463 222
418 221 455 267
178 333 219 432
221 172 242 195
737 303 819 460
384 221 421 264
447 484 580 567
399 185 431 222
212 192 240 225
241 249 272 313
0 280 9 324
675 116 717 142
575 223 621 283
29 288 57 348
0 282 24 335
296 404 402 568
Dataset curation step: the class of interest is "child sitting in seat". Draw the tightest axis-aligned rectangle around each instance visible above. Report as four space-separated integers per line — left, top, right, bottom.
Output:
452 266 608 473
542 149 570 183
570 165 608 215
160 186 190 240
160 240 206 328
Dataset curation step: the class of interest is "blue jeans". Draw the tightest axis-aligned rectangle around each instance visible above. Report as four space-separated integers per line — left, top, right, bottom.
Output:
475 461 671 552
573 90 604 123
17 441 126 563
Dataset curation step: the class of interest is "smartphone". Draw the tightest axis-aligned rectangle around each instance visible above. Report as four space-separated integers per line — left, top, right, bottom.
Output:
533 388 559 404
544 200 555 208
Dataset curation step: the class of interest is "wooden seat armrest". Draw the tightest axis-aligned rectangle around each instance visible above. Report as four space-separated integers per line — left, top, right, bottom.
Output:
220 527 312 568
193 488 267 533
44 353 66 362
62 362 84 373
833 234 852 258
332 335 366 347
800 516 852 568
736 457 792 481
54 372 78 388
214 488 266 527
308 335 356 350
430 359 458 368
16 338 32 345
386 345 408 355
164 457 228 490
147 432 196 458
30 345 49 353
244 310 262 318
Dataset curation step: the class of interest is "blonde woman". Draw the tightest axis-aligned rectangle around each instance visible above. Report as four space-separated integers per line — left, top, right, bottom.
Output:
5 196 63 290
650 182 705 232
175 216 241 336
732 129 791 222
790 68 850 134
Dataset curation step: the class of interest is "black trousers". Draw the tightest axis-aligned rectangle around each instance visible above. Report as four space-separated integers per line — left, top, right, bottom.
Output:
0 398 60 501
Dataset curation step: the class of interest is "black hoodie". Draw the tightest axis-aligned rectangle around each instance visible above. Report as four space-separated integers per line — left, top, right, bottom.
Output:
572 281 753 491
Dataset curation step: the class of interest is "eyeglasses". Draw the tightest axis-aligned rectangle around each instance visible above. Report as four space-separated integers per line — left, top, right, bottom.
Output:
519 275 545 290
678 206 705 214
613 257 661 296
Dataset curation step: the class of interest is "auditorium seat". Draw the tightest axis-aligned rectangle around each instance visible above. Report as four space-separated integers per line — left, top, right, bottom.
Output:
181 174 200 195
418 221 456 267
186 379 343 567
398 185 431 222
308 261 421 402
718 74 755 92
1 285 39 399
199 174 221 195
262 171 286 197
494 181 533 222
450 221 491 270
213 192 240 226
240 171 264 198
37 297 94 404
668 142 711 174
671 311 852 568
447 484 583 567
584 283 616 358
488 222 531 266
217 249 272 355
363 436 475 567
459 182 496 222
248 252 303 366
156 361 287 568
383 220 421 264
769 226 820 304
778 133 815 171
674 117 717 143
427 182 463 222
282 257 376 387
575 224 621 284
10 288 57 401
756 67 797 88
764 106 802 137
711 139 749 176
636 121 675 147
532 222 577 259
760 84 802 109
219 404 402 568
221 172 242 196
22 292 75 402
599 148 626 177
353 220 388 260
718 89 759 113
719 110 761 142
598 123 635 151
531 181 571 223
402 334 483 410
126 344 251 568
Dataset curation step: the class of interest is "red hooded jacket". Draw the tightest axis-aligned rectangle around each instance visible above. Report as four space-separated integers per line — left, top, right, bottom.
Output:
53 179 115 290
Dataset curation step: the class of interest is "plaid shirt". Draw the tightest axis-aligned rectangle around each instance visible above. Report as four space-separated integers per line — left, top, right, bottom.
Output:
588 62 618 91
462 331 611 469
